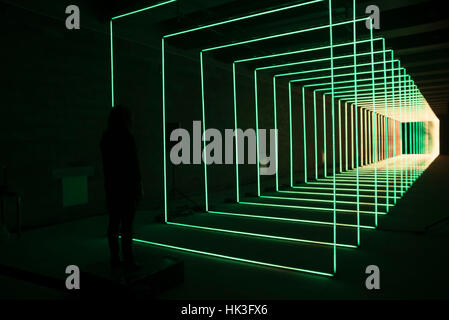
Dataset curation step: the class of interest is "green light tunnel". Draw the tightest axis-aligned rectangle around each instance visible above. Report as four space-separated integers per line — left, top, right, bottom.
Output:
110 0 440 277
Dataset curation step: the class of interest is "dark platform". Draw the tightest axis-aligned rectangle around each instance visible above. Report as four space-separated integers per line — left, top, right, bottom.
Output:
80 250 184 299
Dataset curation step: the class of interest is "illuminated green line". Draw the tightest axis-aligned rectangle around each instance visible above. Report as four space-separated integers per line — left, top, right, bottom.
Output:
364 109 369 164
370 20 378 227
166 0 325 223
297 75 411 98
322 169 408 174
304 177 402 185
202 13 355 52
341 169 407 173
314 91 318 179
238 41 396 196
343 95 423 104
327 90 417 102
208 210 376 230
381 40 389 216
110 21 114 107
320 177 406 183
345 103 348 170
351 104 354 169
292 191 400 200
278 51 394 78
326 96 417 106
190 0 362 277
240 201 386 215
238 31 383 197
360 109 363 165
233 64 240 202
165 0 325 38
111 0 177 20
291 185 397 193
290 65 402 86
289 82 294 186
200 52 209 211
367 109 371 165
255 39 386 73
132 237 334 277
155 0 434 278
302 87 308 182
236 27 374 64
353 2 361 244
338 101 342 173
260 195 393 207
329 0 337 272
168 222 356 248
393 98 397 203
255 71 261 196
273 77 279 191
277 190 400 199
411 87 415 178
323 94 327 177
162 38 168 222
301 73 409 95
258 49 400 170
322 169 408 175
325 94 423 106
262 60 416 186
405 82 409 187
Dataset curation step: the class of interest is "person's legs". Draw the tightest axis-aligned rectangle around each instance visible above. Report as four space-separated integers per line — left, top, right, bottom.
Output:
121 204 136 267
107 208 121 266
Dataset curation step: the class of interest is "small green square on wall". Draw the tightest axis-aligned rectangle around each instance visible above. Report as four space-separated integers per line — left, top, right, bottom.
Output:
62 176 88 207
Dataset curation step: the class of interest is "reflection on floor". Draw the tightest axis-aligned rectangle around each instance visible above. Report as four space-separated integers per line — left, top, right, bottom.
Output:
0 155 448 299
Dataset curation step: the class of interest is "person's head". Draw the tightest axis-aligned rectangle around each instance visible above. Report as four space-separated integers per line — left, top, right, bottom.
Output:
107 104 132 131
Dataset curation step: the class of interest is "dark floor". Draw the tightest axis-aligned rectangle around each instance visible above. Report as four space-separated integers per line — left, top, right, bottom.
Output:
1 156 448 299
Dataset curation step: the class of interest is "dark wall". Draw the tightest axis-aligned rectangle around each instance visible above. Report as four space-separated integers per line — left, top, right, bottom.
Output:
439 110 449 155
1 3 110 228
1 2 402 230
0 2 286 228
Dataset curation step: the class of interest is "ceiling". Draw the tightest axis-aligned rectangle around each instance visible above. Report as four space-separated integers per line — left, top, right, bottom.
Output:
3 0 448 115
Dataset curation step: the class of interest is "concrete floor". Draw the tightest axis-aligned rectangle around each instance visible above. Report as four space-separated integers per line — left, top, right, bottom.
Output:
1 156 448 299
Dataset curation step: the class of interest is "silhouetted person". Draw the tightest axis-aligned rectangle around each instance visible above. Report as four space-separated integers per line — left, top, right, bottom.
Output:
100 105 142 270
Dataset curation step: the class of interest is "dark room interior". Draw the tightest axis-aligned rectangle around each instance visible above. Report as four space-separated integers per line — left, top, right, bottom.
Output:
1 0 449 304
